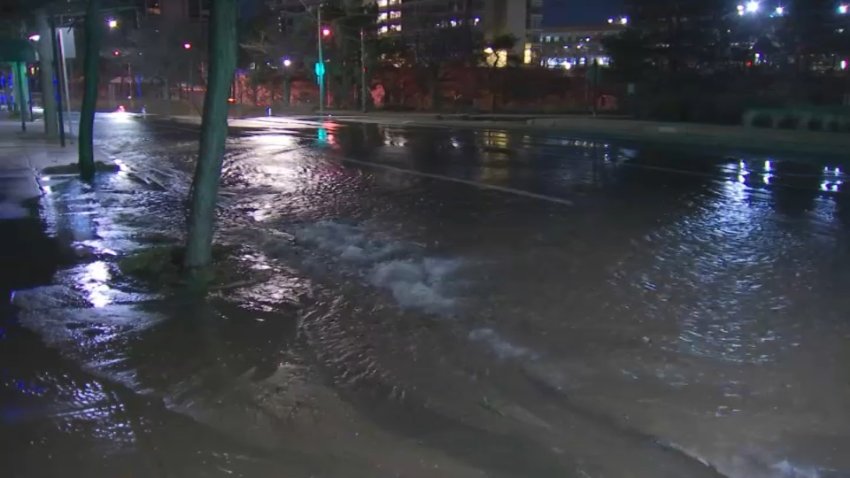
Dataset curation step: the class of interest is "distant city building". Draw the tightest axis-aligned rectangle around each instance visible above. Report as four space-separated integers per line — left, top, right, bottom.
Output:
482 0 543 61
364 0 542 60
621 0 850 73
537 23 623 70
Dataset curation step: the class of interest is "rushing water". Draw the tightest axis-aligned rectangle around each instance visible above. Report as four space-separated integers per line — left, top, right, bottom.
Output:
3 114 849 477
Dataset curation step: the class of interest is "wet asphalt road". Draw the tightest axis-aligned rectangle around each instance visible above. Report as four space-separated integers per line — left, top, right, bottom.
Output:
2 113 850 477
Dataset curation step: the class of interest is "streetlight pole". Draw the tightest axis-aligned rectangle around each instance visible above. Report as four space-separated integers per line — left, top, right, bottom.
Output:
317 4 324 114
57 26 74 140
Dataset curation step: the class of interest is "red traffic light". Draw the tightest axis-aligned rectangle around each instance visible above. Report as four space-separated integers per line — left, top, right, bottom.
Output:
112 49 120 56
183 42 192 50
322 27 331 37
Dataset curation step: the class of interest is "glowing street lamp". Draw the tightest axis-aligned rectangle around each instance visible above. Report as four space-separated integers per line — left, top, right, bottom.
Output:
839 4 849 14
27 34 40 42
107 18 118 29
183 42 192 50
283 58 292 67
745 1 760 14
774 6 785 15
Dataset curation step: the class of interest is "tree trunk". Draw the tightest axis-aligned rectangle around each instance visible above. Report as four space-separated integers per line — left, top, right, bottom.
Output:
184 0 238 280
78 0 102 181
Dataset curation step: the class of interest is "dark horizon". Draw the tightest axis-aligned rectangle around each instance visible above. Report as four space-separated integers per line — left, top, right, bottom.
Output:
544 0 626 27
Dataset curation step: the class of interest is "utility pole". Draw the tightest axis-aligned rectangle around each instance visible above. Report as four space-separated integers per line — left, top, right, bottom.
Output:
317 3 324 114
360 28 367 112
57 28 74 140
49 16 66 147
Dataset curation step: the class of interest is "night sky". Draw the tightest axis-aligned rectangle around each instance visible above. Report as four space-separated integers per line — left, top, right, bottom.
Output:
544 0 625 26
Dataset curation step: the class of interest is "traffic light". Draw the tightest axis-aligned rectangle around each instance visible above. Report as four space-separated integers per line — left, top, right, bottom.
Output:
322 26 332 38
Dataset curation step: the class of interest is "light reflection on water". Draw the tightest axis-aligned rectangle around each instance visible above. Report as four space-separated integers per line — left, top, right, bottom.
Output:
78 261 113 308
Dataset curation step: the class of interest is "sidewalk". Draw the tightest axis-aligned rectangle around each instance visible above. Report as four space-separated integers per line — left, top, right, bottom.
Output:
0 120 78 220
0 118 118 213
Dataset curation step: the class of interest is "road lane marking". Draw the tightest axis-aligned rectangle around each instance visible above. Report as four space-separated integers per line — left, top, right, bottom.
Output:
336 156 574 207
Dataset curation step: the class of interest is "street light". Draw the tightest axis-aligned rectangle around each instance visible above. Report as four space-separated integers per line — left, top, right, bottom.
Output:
774 6 785 16
183 42 192 50
107 18 118 29
27 34 40 42
839 4 849 14
283 58 292 67
745 1 760 14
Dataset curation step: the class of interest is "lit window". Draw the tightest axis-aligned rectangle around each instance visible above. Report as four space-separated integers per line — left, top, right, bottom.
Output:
390 24 402 32
378 12 388 22
377 0 388 6
388 0 400 5
390 10 401 19
379 25 389 35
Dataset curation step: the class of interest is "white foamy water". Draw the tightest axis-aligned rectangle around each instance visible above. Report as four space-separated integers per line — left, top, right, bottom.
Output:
295 220 461 314
468 328 538 360
294 221 547 358
773 460 822 478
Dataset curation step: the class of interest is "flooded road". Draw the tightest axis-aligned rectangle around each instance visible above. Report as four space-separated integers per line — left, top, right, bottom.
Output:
3 113 849 477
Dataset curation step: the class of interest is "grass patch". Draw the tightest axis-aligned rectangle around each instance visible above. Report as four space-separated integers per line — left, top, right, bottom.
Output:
42 161 121 175
118 244 244 290
118 246 183 284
